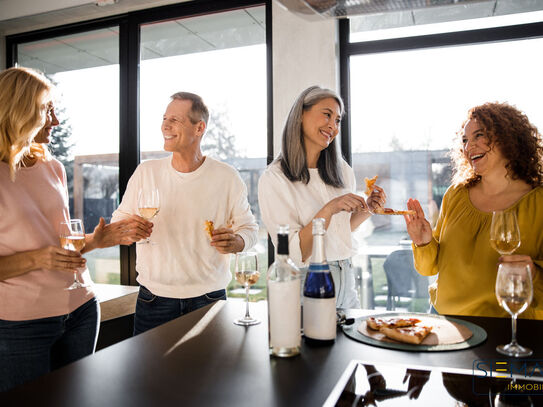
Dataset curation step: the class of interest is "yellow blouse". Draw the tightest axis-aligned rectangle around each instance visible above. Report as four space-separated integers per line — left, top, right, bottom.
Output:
413 185 543 319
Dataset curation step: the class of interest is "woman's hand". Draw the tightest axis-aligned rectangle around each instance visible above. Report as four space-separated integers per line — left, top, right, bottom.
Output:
499 254 537 277
323 193 369 217
31 246 86 272
366 185 386 212
210 227 245 254
404 198 433 246
87 216 153 251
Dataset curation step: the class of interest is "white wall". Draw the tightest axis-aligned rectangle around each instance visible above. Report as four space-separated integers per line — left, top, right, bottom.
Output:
272 1 337 156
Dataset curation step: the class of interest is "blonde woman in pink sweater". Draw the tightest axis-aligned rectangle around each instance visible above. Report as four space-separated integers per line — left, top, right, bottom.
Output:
0 67 151 392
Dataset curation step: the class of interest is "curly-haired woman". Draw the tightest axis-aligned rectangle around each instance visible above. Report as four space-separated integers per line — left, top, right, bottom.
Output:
404 102 543 318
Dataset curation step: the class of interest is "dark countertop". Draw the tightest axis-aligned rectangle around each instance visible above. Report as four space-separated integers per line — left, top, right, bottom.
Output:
2 300 542 406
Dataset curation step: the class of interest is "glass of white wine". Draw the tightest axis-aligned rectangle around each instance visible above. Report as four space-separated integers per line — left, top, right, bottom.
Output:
233 252 261 326
60 219 88 290
495 263 533 357
490 210 520 255
137 188 160 244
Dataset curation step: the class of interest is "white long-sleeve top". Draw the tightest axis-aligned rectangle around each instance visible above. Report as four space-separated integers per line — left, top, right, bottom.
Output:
258 159 357 268
112 156 258 298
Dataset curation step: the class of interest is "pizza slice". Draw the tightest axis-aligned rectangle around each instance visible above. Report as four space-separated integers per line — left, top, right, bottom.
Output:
373 207 416 216
364 175 378 196
366 316 421 331
204 220 214 239
380 325 433 345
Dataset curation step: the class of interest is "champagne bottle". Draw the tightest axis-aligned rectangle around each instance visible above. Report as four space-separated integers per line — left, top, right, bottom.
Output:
302 218 336 345
267 225 301 357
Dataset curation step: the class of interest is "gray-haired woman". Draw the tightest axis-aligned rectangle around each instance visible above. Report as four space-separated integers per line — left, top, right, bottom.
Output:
258 85 386 308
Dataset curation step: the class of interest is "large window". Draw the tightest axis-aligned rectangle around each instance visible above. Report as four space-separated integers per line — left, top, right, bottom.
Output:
139 7 268 297
17 28 121 284
342 14 543 312
8 1 269 287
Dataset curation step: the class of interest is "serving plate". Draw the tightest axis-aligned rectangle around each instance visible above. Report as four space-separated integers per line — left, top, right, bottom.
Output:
342 312 487 352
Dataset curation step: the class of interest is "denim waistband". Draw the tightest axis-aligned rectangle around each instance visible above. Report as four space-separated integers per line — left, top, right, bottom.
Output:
328 258 352 268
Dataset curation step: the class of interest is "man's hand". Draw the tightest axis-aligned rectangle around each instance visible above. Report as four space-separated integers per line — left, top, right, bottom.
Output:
87 216 153 251
210 227 245 254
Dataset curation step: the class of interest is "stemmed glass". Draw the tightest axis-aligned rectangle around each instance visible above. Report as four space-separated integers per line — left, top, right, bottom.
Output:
490 210 520 255
233 252 261 326
60 219 88 290
137 188 160 244
495 263 533 357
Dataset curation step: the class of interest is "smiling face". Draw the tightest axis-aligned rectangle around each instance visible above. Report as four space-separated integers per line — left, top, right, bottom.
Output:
301 97 341 155
462 119 508 177
34 101 59 144
161 99 205 154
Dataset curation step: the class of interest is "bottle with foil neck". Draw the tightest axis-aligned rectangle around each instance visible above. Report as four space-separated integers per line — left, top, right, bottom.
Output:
267 224 301 357
302 218 336 345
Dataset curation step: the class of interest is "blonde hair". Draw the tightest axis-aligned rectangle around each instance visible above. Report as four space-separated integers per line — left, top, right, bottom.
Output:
0 67 53 180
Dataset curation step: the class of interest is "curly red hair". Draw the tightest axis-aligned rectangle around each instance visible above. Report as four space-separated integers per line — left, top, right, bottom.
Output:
451 102 543 188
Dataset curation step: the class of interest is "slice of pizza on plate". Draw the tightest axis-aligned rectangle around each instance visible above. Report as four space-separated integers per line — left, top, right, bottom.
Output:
366 316 421 331
380 325 433 345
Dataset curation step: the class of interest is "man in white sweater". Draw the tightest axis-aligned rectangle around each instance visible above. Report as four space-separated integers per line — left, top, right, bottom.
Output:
112 92 258 335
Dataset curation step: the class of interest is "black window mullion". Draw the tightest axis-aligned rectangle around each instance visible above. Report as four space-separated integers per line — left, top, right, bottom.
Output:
339 18 351 166
343 21 543 55
119 16 140 286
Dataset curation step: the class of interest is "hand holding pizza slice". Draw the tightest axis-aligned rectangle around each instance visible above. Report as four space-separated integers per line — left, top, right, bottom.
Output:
364 175 414 215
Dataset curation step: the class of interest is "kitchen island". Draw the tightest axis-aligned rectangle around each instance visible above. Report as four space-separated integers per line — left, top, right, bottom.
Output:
2 300 542 406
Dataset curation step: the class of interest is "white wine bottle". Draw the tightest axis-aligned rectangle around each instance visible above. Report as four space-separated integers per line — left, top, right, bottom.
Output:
267 225 301 357
302 218 336 345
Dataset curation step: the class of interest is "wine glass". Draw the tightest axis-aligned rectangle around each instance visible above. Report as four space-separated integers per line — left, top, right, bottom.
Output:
137 188 160 244
60 219 88 290
490 210 521 255
495 263 533 357
233 252 261 326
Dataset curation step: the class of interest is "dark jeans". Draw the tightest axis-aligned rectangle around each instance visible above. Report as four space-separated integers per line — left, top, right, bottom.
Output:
0 297 99 392
134 286 226 335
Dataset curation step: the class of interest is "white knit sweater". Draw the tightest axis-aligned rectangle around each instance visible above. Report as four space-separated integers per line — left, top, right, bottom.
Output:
258 159 357 268
112 156 258 298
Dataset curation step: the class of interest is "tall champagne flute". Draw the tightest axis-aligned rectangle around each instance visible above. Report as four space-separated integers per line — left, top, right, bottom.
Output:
60 219 88 290
490 210 520 255
138 188 160 244
495 263 533 357
233 252 261 326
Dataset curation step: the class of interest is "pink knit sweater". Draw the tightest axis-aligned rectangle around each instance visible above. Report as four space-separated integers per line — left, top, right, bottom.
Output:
0 158 94 321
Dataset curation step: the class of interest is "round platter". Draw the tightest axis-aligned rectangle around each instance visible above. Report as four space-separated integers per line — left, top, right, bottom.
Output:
342 312 487 352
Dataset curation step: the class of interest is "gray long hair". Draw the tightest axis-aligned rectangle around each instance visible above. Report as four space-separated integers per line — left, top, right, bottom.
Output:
278 85 345 188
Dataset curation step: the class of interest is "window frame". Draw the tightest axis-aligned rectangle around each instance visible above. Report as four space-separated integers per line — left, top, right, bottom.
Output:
6 0 272 285
338 18 543 165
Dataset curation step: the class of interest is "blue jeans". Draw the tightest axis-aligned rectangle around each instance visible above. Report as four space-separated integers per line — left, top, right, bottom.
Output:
0 297 99 392
134 286 227 335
